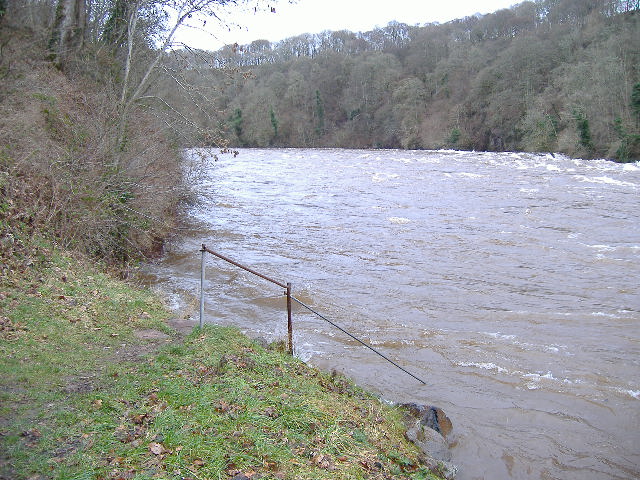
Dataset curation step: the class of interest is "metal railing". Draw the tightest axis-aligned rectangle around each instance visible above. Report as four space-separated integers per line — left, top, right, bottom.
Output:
200 244 293 354
199 244 426 384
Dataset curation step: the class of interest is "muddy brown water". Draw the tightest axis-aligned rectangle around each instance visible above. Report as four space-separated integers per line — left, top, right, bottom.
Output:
143 148 639 480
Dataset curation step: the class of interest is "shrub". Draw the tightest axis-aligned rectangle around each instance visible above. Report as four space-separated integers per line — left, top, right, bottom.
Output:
0 27 185 267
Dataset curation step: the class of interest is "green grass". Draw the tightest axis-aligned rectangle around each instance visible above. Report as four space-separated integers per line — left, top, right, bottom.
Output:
0 241 443 480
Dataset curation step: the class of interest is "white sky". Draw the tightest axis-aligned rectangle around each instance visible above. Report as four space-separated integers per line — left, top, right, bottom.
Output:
174 0 519 51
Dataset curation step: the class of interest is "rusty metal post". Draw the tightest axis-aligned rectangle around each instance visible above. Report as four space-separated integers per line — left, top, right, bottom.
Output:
199 244 206 328
286 282 293 355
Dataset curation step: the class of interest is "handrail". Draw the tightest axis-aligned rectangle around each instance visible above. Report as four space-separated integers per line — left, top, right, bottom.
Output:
291 295 427 385
198 244 426 385
202 245 287 288
200 244 293 354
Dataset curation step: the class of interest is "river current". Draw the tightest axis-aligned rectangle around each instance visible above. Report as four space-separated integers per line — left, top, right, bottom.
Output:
144 148 639 480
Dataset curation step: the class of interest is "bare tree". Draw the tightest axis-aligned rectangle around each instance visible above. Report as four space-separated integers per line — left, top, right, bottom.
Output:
94 0 280 160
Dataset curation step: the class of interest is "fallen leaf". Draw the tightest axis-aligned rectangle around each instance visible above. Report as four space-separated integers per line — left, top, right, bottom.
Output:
312 453 335 470
131 413 147 425
229 475 249 480
263 459 278 471
148 442 166 455
263 406 279 418
21 428 41 440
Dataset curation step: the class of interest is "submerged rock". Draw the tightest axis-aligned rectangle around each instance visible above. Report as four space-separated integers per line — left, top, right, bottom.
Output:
401 403 458 479
402 403 453 438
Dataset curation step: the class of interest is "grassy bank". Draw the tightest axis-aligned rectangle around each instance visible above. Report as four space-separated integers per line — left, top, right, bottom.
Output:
0 240 445 480
0 22 446 480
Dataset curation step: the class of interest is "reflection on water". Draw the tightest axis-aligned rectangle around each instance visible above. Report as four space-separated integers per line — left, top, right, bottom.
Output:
144 149 640 480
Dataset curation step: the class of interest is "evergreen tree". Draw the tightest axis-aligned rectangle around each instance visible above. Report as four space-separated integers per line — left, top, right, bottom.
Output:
270 107 279 141
631 82 640 127
230 108 244 143
315 90 325 136
573 109 594 156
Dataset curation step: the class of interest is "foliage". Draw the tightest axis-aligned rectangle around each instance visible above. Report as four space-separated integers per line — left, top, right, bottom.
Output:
632 82 640 125
0 242 444 480
573 109 595 156
614 116 640 162
446 128 461 148
270 106 279 141
1 0 281 265
230 108 244 143
180 0 639 161
314 89 325 137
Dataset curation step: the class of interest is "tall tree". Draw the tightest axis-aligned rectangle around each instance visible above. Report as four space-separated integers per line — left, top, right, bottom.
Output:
315 89 325 136
49 0 86 65
631 82 640 126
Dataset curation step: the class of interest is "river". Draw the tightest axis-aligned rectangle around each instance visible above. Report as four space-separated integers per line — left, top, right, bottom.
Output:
143 148 640 480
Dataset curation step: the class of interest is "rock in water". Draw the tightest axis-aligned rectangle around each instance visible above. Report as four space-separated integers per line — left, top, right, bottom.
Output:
401 403 453 438
405 419 451 461
400 403 458 479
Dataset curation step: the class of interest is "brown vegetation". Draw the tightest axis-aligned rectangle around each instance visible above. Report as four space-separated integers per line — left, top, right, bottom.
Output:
1 20 183 266
1 0 281 265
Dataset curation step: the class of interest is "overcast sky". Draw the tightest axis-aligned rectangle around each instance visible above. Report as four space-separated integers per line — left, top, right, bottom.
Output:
174 0 519 50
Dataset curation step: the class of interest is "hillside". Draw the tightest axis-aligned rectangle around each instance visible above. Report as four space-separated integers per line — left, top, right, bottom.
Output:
1 16 185 267
171 0 639 161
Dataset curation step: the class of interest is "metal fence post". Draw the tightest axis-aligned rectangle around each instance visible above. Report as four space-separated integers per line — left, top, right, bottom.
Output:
199 244 206 328
287 282 293 355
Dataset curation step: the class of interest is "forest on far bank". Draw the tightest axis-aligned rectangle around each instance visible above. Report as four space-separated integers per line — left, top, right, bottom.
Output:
167 0 640 161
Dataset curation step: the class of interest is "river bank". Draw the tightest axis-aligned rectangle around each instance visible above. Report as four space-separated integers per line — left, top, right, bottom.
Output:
149 148 640 480
0 238 449 480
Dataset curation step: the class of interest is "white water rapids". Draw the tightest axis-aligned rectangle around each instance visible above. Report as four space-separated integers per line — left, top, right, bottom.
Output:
143 149 640 480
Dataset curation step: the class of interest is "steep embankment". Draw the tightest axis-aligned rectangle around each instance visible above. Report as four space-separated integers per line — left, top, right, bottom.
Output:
1 25 183 267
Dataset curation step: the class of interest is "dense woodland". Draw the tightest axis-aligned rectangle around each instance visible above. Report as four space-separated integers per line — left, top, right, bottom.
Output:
166 0 640 161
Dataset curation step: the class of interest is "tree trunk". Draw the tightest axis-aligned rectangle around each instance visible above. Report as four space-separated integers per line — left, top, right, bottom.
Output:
49 0 86 66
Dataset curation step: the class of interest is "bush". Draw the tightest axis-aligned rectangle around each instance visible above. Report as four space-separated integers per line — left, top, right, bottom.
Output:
0 26 185 267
